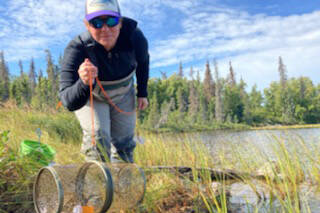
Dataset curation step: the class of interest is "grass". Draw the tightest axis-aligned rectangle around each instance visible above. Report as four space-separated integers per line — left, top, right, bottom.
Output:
252 123 320 130
0 105 319 212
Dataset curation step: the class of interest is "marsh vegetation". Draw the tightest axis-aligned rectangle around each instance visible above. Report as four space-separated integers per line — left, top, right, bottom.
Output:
0 106 319 212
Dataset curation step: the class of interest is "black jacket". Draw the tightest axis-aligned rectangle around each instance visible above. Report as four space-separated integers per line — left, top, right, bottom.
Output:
59 17 149 111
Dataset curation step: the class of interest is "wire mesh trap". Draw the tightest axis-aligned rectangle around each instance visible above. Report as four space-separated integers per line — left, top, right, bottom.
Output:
33 161 146 213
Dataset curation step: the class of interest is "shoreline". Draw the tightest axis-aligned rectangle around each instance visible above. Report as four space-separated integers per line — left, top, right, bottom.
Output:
140 123 320 133
251 123 320 130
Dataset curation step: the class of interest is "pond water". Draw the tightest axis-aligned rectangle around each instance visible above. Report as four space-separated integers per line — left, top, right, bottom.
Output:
199 127 320 147
157 128 320 212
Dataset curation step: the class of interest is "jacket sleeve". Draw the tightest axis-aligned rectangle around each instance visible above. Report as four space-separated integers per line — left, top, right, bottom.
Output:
59 37 91 111
131 28 149 97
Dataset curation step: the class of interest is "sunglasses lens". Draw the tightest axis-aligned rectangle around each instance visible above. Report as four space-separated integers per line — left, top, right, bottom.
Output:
90 18 104 29
106 17 119 27
90 17 119 29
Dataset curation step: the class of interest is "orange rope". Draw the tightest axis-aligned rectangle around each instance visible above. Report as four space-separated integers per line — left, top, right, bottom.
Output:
56 101 63 110
95 77 135 115
89 75 135 147
89 73 96 146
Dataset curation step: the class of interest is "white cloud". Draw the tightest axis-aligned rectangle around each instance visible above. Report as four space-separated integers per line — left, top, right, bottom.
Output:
0 0 84 61
143 2 320 89
0 0 319 90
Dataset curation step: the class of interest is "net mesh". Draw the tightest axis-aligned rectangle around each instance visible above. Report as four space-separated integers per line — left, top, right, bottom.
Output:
33 162 145 213
108 163 146 211
34 168 60 213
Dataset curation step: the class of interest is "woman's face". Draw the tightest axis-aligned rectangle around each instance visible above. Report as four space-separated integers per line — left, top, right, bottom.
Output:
85 16 122 51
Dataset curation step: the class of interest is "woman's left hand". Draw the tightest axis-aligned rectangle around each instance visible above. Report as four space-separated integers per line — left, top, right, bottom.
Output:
137 97 148 110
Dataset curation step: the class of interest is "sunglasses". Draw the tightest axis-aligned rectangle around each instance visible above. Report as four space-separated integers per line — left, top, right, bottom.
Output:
89 16 120 29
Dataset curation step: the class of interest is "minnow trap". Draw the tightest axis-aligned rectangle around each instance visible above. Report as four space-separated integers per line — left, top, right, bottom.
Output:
33 161 146 213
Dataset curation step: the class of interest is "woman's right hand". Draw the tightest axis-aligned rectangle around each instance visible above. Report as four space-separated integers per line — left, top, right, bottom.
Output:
78 58 98 85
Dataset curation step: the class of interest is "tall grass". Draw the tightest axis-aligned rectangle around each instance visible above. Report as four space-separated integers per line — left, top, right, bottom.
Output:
0 106 85 212
0 105 319 212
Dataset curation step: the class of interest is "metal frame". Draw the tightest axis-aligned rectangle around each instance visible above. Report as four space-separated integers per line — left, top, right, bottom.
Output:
33 166 64 213
75 161 114 213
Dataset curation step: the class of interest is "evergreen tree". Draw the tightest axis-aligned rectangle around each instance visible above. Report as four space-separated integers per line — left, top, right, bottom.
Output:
214 59 223 122
189 66 194 80
177 87 187 112
0 51 10 101
29 58 36 97
157 98 175 128
188 82 199 122
278 57 294 124
10 75 31 106
227 61 236 87
18 60 24 76
198 92 208 123
178 61 183 78
224 85 244 123
196 69 201 84
160 71 167 80
45 49 58 104
38 69 43 79
146 91 160 127
245 84 264 124
264 82 281 122
32 69 48 109
203 60 215 103
278 56 287 89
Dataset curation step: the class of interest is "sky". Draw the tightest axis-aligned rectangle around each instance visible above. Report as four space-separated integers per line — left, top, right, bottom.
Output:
0 0 319 91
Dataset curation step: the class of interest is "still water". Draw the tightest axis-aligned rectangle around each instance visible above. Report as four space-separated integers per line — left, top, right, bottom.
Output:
159 128 320 212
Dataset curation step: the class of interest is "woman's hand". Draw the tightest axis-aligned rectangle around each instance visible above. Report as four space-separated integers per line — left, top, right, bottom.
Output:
78 58 98 85
137 97 148 110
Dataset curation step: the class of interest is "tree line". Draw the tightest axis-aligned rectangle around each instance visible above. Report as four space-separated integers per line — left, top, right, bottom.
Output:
0 50 60 109
140 57 320 130
1 50 320 130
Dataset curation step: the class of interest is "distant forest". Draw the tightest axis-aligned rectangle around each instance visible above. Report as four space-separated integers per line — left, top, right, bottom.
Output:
1 50 320 131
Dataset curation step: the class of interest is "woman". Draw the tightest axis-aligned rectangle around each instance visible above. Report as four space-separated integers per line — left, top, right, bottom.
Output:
59 0 149 163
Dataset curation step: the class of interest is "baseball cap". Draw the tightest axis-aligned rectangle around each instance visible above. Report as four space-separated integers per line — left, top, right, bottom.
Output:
85 0 121 21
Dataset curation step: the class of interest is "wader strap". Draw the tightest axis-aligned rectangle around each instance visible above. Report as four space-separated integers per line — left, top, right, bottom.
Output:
98 71 135 90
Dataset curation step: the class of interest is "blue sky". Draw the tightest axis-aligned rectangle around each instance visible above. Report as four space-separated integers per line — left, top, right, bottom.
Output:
0 0 319 91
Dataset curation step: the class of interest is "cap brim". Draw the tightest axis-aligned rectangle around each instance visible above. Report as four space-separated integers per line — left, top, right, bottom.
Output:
86 10 121 21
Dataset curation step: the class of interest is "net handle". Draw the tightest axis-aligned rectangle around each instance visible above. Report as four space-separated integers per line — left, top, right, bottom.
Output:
33 167 64 213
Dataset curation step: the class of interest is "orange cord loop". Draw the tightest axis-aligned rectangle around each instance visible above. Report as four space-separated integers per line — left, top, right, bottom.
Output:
89 74 135 147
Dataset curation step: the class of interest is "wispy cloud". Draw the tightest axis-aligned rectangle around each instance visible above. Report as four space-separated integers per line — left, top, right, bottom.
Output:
0 0 84 61
138 2 320 89
0 0 319 90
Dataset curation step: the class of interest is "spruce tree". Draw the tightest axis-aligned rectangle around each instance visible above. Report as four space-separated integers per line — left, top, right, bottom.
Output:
158 98 175 128
45 49 57 104
278 56 287 89
177 87 187 112
178 61 183 78
214 59 223 122
188 82 199 122
0 51 10 101
203 60 215 103
146 91 160 127
189 66 194 80
29 58 36 97
227 61 236 87
160 71 167 80
18 60 24 76
278 56 294 123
